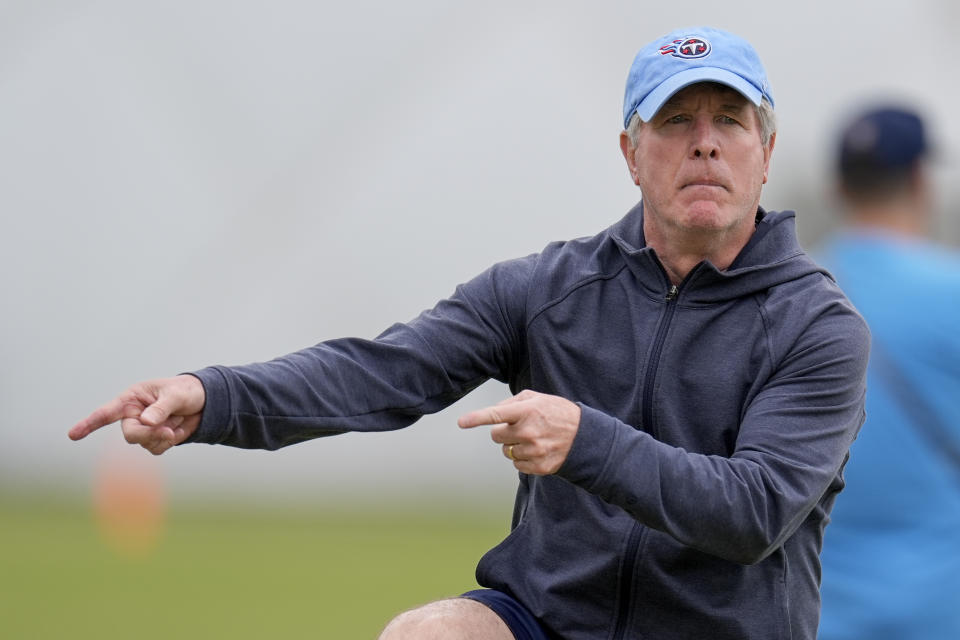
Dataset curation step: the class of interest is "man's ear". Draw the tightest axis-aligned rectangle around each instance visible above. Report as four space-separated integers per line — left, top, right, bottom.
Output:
762 131 776 185
620 131 640 185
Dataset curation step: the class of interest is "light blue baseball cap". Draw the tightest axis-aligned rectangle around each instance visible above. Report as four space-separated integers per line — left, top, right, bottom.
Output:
622 26 775 128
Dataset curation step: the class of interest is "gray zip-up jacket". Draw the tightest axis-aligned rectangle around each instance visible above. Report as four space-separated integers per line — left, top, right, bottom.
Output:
189 204 870 640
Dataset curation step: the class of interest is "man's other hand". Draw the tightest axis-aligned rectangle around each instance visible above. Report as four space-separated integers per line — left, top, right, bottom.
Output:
458 390 581 475
68 375 206 456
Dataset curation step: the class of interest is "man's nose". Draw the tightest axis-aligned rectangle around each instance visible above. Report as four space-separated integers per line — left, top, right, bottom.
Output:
690 119 719 159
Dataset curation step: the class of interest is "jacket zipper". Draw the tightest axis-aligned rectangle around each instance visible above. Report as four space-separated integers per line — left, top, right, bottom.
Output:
612 523 645 640
612 283 680 640
643 284 679 436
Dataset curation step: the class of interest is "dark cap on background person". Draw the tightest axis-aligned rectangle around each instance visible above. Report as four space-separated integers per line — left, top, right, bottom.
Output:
622 26 775 128
837 106 929 198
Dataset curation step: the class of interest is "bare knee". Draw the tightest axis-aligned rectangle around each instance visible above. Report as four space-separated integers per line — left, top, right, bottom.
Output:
378 598 513 640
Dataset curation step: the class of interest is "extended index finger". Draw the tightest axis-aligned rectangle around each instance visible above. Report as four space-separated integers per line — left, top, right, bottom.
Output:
68 396 128 441
457 401 527 429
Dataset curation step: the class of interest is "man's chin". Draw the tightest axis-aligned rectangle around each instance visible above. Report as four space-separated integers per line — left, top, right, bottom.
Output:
680 202 731 231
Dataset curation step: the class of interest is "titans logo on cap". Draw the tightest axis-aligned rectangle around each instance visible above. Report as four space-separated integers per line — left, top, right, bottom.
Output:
659 37 711 59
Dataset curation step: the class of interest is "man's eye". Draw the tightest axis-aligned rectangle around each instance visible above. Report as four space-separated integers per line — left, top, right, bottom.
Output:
719 115 739 125
667 115 688 124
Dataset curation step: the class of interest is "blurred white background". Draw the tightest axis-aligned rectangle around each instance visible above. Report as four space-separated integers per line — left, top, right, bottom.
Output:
2 0 958 505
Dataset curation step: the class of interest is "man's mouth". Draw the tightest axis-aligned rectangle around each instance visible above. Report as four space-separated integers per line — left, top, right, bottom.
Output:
683 179 726 190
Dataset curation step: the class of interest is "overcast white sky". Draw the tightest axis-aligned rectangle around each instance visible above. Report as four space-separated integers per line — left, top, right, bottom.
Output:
2 0 958 505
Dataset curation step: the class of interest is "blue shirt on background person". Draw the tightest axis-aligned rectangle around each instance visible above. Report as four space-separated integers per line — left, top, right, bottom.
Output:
817 106 960 639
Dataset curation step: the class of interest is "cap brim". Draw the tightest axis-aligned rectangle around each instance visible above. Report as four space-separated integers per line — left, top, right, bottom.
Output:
634 67 764 122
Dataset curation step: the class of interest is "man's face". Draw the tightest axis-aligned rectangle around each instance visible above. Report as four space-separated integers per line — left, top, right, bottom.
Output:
622 83 775 241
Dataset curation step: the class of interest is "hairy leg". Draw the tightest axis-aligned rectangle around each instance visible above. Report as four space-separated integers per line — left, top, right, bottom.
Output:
378 597 515 640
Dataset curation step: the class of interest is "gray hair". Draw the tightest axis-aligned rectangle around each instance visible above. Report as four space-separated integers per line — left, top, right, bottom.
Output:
625 97 777 147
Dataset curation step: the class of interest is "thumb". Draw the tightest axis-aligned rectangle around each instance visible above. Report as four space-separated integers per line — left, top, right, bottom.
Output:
140 400 172 426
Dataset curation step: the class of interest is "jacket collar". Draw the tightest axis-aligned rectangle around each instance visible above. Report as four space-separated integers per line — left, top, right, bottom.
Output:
608 201 827 304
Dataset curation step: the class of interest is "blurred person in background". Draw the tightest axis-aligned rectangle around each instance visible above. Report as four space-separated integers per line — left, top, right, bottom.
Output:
816 105 960 639
69 27 870 640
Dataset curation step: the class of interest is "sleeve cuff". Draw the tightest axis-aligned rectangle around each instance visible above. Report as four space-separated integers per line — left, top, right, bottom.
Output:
556 402 624 491
182 366 233 445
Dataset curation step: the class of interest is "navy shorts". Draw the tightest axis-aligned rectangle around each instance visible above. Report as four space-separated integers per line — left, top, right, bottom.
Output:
461 589 550 640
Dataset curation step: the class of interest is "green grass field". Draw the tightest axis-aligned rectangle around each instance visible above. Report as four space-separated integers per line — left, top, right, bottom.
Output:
0 494 509 639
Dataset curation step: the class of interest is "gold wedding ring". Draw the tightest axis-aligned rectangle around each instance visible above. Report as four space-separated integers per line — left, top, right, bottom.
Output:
507 444 516 460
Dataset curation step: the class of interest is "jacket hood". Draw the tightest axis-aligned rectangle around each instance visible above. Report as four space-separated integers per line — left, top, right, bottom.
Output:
609 201 830 304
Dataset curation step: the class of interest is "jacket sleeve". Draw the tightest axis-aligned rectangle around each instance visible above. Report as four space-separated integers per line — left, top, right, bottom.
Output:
556 297 871 565
186 255 534 450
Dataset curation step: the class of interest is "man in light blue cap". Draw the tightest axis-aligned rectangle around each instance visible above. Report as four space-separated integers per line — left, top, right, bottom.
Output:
70 27 867 640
